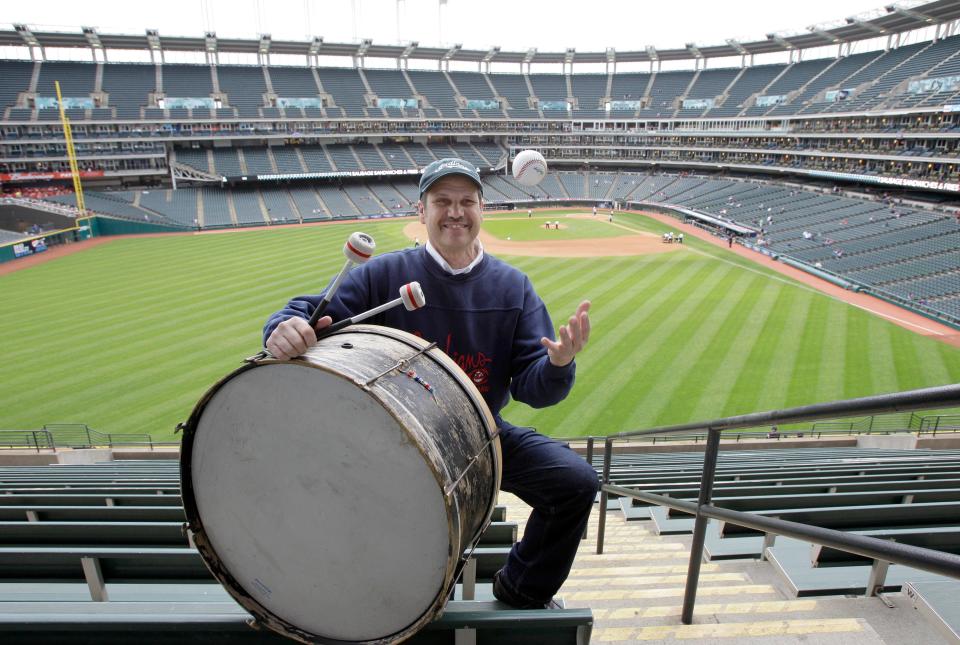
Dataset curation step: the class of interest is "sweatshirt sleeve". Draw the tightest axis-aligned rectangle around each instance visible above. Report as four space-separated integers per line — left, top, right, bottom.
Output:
507 277 576 408
262 267 374 346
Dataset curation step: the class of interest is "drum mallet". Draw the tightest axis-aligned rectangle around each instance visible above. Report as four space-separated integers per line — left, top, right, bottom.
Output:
317 282 426 338
307 231 376 330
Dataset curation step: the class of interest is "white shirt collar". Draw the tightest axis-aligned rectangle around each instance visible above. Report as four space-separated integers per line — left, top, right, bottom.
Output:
425 239 484 275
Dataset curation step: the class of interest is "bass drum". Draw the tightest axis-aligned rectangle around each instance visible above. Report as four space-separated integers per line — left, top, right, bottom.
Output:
179 324 501 644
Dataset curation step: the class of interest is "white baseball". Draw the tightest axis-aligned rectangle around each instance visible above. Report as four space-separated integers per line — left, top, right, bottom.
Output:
512 150 548 186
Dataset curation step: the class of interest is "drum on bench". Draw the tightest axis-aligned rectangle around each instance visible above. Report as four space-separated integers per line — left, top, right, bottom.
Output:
180 325 501 644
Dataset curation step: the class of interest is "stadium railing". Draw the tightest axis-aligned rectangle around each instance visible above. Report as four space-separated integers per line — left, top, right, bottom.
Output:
594 383 960 625
0 425 164 451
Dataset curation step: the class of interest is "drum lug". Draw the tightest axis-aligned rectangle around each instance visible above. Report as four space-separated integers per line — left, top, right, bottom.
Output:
174 422 185 435
181 523 197 549
244 350 271 363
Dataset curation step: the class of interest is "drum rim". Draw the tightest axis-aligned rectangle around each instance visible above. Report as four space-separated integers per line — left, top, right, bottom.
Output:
179 324 502 644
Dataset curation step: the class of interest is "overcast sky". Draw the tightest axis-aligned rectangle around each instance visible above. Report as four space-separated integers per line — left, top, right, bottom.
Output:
3 0 923 52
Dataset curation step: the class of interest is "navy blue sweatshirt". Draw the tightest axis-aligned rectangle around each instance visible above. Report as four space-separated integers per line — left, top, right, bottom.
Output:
263 246 575 428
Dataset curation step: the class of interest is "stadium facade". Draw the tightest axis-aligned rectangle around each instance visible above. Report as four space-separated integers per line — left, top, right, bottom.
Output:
0 2 959 324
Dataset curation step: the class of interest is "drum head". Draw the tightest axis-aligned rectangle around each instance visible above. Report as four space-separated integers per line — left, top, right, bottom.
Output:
191 362 450 642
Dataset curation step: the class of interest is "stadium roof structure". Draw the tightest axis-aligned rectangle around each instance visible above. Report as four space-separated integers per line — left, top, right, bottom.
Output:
2 1 960 65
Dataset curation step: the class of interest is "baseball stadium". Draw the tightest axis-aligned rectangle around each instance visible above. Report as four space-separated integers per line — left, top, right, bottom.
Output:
1 1 960 643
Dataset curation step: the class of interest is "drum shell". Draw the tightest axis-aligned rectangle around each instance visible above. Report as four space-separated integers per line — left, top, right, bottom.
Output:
179 325 500 644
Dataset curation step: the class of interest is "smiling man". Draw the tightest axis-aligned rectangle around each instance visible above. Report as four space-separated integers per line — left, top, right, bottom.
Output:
264 157 596 609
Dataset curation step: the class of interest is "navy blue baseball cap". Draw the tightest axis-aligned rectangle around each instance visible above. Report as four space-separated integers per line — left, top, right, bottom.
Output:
419 158 483 197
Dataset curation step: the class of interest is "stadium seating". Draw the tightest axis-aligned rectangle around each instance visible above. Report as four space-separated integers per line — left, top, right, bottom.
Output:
216 66 267 118
0 460 591 644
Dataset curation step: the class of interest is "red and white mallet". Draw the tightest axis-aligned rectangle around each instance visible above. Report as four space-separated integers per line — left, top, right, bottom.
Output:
307 231 376 329
317 282 426 338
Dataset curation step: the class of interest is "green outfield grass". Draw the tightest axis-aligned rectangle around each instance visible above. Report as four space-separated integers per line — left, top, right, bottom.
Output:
2 211 958 441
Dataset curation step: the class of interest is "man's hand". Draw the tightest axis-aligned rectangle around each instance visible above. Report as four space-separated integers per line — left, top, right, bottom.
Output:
265 315 332 360
541 300 591 367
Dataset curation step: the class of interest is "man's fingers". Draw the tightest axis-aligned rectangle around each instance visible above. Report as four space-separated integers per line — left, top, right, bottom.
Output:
580 311 591 344
271 335 297 360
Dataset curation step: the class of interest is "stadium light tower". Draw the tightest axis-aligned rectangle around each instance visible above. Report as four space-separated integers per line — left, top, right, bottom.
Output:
845 16 887 35
204 32 218 65
82 27 104 62
846 15 889 50
606 47 616 75
766 32 796 63
258 34 272 66
308 37 323 67
14 24 41 61
686 43 703 70
564 48 575 75
482 46 499 73
885 4 939 40
647 45 661 72
441 42 460 71
146 29 162 64
399 41 418 70
356 38 373 68
523 47 537 74
884 4 935 24
725 39 750 68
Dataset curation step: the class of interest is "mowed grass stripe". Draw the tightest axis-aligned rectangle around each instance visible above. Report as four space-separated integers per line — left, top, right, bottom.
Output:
545 260 728 435
815 300 848 403
843 307 875 398
620 265 747 428
504 254 693 429
865 315 899 395
634 270 761 428
785 295 829 408
753 289 814 413
721 286 797 417
689 281 784 420
663 273 766 424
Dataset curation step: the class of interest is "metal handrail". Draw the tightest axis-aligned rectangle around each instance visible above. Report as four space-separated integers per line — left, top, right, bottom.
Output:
595 383 960 625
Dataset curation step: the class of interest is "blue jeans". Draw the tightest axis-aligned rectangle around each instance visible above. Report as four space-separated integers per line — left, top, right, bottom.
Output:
496 424 600 604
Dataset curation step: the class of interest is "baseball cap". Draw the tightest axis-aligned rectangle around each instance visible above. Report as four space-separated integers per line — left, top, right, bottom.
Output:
419 158 483 196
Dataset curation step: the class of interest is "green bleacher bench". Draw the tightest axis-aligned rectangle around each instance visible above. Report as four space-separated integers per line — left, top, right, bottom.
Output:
0 600 593 644
0 546 512 601
765 537 956 597
0 494 183 507
0 517 517 548
905 580 960 644
0 506 187 523
812 527 960 566
718 501 960 537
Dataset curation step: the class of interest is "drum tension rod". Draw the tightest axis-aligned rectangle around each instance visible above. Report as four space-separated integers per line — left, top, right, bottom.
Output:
360 342 438 388
443 428 502 498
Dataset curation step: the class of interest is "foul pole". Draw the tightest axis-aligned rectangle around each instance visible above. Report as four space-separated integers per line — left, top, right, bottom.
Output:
55 80 87 217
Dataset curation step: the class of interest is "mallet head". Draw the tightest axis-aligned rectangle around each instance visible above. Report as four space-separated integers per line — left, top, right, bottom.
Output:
399 282 426 311
344 232 376 265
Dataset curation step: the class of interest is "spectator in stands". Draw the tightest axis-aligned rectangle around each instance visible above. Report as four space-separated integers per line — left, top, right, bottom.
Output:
264 157 597 611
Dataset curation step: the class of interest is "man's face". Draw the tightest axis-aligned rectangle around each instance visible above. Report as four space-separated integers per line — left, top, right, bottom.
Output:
418 175 483 259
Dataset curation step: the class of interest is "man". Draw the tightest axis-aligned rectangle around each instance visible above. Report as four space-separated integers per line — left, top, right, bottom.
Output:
264 158 597 610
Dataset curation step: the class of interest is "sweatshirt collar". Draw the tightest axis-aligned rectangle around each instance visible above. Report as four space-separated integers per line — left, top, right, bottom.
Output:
424 239 484 275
